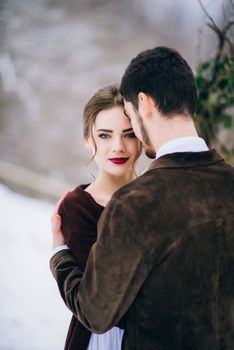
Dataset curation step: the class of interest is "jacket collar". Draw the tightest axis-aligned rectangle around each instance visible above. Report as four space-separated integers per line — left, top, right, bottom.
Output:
146 149 223 172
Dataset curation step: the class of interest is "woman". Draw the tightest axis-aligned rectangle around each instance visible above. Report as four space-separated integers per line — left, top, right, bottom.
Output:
52 84 142 350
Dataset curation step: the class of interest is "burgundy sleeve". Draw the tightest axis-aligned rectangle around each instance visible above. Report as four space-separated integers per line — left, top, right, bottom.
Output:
58 192 99 271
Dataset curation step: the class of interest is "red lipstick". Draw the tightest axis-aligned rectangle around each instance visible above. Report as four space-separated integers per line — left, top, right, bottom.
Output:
109 158 129 164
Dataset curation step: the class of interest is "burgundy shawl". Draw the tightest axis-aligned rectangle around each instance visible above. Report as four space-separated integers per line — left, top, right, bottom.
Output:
58 184 104 350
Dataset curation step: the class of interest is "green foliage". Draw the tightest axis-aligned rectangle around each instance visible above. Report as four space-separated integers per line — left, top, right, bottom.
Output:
195 55 234 144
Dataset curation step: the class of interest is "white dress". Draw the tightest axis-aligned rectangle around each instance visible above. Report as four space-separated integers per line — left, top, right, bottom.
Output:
87 327 124 350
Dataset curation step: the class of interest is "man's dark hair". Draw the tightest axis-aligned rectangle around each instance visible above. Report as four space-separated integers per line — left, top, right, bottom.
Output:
120 46 197 117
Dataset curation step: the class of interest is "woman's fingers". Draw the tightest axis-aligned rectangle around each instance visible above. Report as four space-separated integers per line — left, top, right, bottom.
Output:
51 214 66 248
52 190 71 217
51 189 72 249
51 214 62 233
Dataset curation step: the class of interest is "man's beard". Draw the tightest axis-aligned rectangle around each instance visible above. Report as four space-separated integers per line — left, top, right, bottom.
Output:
135 110 156 159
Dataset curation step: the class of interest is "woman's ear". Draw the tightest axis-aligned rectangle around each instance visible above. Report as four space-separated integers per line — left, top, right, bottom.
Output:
84 137 90 149
84 137 96 155
138 92 154 120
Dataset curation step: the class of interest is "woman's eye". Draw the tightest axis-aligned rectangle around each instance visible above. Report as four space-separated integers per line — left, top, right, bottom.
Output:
98 133 111 139
125 132 136 139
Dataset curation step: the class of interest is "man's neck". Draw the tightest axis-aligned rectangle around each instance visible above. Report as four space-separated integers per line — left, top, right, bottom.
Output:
149 116 198 153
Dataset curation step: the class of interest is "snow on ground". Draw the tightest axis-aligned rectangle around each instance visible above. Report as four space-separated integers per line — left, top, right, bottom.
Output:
0 184 71 350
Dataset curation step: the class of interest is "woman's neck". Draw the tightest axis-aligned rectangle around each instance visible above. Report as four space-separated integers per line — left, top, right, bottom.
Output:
85 171 136 206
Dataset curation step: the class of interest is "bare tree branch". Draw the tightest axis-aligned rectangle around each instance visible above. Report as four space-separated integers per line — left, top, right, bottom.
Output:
198 0 221 33
223 20 234 34
198 0 234 56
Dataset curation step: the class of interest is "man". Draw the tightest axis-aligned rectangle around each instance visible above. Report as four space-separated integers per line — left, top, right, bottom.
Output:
50 46 234 349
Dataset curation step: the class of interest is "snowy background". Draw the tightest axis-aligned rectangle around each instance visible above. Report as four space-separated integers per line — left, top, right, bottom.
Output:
0 184 71 350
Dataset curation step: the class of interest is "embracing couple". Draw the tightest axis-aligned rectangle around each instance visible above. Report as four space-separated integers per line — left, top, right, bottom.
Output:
50 46 234 350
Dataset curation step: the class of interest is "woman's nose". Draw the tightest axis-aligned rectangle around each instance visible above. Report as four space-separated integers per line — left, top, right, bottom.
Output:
112 137 125 152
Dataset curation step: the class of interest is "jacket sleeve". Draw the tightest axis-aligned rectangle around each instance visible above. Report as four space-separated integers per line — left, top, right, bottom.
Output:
50 191 162 333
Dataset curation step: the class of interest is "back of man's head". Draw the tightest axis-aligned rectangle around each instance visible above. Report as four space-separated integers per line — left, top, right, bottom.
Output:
120 46 197 118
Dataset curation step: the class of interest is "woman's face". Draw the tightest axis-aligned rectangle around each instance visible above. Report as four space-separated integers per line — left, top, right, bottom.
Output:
87 106 141 177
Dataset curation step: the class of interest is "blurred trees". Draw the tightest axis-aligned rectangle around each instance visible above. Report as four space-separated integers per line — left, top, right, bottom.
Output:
195 0 234 161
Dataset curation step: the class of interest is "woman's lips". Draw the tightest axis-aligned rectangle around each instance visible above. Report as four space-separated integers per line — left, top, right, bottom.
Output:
109 157 129 164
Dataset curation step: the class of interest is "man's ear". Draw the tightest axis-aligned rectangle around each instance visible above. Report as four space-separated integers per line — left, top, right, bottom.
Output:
138 92 154 119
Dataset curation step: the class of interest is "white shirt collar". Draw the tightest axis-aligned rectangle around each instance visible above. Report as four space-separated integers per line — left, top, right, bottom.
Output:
156 136 209 159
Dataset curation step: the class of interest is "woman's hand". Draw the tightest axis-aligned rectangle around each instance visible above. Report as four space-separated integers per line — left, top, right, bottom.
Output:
51 191 70 249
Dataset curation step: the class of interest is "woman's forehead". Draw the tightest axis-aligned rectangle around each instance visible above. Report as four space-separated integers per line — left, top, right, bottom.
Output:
94 107 132 131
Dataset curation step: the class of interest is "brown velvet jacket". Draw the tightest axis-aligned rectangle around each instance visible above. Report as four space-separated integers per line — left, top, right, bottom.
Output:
50 150 234 350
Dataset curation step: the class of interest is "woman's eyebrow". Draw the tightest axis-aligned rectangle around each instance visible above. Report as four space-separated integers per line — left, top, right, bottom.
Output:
97 129 113 132
96 128 133 133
